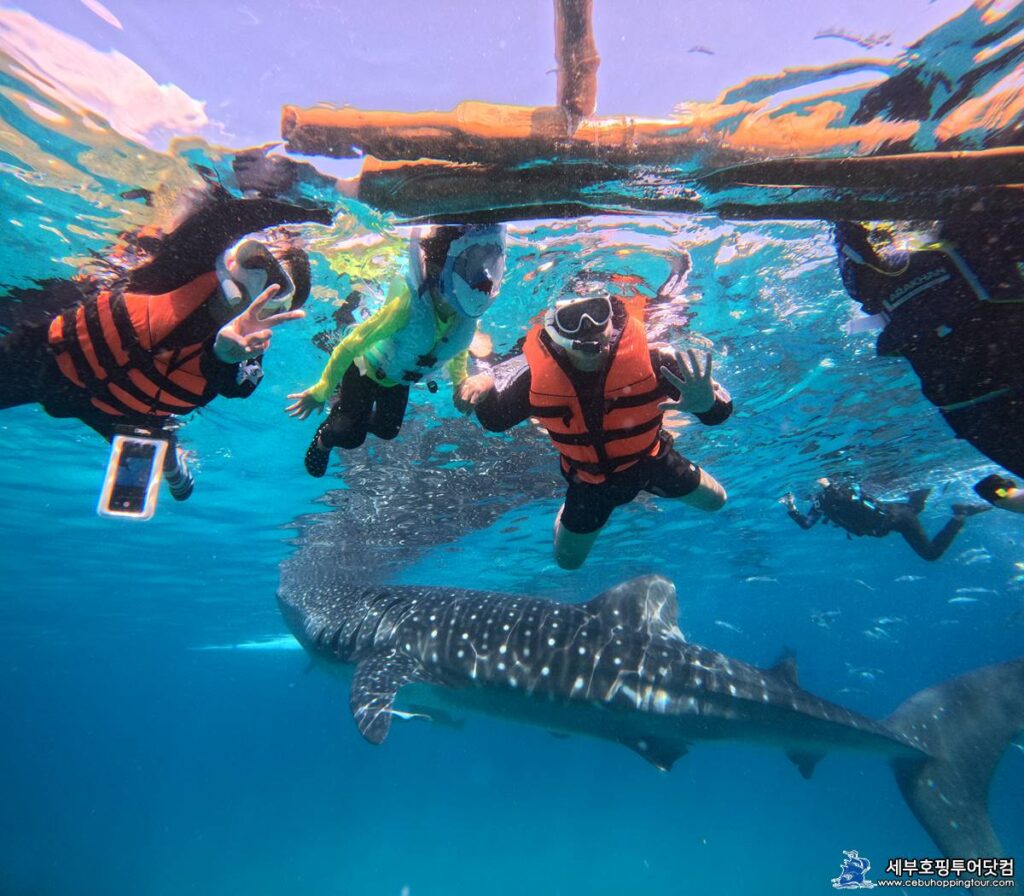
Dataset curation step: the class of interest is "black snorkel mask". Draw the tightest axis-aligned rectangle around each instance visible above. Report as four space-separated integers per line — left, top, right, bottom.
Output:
543 294 613 354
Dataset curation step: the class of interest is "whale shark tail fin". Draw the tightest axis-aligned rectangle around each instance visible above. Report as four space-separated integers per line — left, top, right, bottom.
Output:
884 657 1024 858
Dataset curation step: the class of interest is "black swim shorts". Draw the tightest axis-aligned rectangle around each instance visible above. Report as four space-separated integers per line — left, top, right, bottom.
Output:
559 441 702 535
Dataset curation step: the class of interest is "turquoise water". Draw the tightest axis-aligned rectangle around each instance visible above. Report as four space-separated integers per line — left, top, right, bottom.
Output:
2 3 1023 895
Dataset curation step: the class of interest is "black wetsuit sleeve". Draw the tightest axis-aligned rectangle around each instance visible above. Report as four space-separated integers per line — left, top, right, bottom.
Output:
475 356 532 432
127 198 332 294
652 347 733 425
788 505 821 530
199 345 261 399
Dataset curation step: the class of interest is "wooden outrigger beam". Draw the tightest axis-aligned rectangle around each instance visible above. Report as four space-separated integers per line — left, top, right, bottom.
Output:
352 151 1024 224
280 0 1024 223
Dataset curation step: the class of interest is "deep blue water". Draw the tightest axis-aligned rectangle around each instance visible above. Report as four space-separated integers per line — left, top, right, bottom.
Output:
2 2 1024 895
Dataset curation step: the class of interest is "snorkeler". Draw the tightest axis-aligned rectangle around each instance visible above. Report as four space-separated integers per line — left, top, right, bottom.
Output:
473 291 730 570
835 219 1024 487
286 223 506 477
783 478 989 561
0 170 332 501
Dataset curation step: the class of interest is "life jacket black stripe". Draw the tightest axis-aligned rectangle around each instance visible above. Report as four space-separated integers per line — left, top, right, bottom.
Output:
547 430 593 447
79 301 182 413
82 299 123 379
604 387 663 410
547 417 660 447
107 294 208 405
59 308 112 399
564 446 654 475
528 403 573 419
603 417 663 443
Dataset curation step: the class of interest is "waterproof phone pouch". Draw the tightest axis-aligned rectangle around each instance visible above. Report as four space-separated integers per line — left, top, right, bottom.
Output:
97 434 168 520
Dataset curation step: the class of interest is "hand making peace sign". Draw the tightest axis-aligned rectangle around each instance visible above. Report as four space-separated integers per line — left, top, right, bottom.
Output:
213 284 306 364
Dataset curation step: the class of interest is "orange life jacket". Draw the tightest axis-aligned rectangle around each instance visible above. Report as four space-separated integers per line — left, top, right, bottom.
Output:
524 305 664 484
47 272 222 418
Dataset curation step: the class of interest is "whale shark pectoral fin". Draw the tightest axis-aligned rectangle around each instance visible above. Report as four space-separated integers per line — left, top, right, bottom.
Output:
786 749 825 779
349 650 432 745
628 737 688 772
584 575 686 643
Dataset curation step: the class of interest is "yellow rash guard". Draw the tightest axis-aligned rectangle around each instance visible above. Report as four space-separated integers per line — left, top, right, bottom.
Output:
306 276 469 403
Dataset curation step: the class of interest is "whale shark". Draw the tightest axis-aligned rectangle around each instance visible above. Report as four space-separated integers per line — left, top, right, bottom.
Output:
278 572 1024 859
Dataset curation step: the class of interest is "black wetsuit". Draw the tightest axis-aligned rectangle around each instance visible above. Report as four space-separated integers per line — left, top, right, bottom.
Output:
835 220 1024 478
0 197 330 446
788 483 966 561
476 329 732 535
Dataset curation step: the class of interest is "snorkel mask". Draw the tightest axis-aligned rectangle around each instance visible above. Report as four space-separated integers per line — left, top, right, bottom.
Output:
215 238 296 317
436 224 506 318
543 293 613 355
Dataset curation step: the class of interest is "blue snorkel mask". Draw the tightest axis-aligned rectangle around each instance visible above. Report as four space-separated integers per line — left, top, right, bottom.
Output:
437 224 506 317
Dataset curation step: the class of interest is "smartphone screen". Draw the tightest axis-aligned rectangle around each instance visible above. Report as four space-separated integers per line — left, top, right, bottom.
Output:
98 436 167 520
108 442 158 513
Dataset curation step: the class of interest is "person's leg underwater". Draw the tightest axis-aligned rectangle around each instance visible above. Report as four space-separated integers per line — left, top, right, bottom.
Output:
552 476 625 570
646 448 728 511
889 503 987 561
553 505 602 570
305 364 375 477
367 383 410 441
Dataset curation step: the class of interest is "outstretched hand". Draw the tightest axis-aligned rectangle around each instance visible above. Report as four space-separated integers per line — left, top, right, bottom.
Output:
659 349 715 415
214 284 305 364
285 389 324 420
233 144 298 196
454 373 495 414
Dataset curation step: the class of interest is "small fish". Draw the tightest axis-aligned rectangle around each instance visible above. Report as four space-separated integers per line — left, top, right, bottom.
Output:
895 575 924 583
744 575 778 584
874 617 904 626
958 548 992 566
948 597 979 605
810 609 840 628
863 627 892 641
714 620 743 634
956 587 997 595
854 579 877 592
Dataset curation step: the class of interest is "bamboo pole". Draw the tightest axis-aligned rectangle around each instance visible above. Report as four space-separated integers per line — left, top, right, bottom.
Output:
555 0 599 125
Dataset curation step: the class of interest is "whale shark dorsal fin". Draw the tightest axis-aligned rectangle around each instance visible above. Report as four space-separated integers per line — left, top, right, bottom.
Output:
769 652 799 687
584 575 685 643
349 649 432 745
